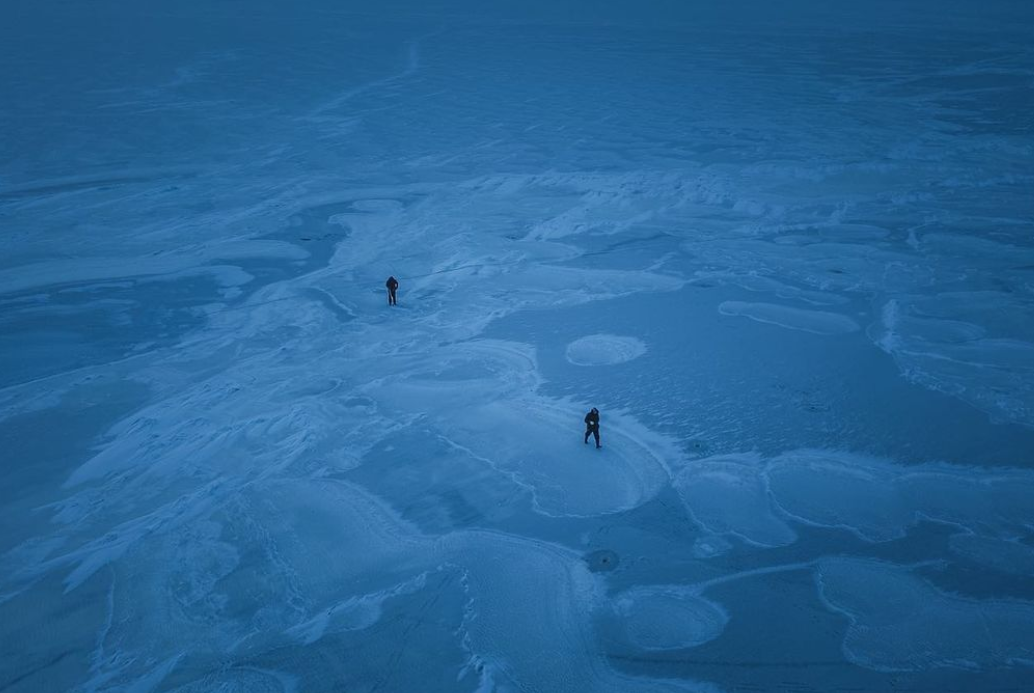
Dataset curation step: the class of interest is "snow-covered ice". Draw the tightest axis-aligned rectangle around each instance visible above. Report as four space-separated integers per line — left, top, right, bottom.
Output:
2 1 1034 691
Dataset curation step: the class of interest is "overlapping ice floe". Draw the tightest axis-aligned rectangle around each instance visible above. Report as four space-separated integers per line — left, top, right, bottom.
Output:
48 478 432 691
948 534 1034 577
718 300 860 335
677 450 1034 546
674 453 796 547
873 294 1034 427
769 451 1034 541
286 573 429 645
435 400 677 517
445 531 718 693
345 337 682 518
701 272 849 306
817 557 1034 671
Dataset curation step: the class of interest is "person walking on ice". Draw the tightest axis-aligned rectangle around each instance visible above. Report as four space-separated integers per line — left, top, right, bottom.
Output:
386 275 399 306
584 407 601 448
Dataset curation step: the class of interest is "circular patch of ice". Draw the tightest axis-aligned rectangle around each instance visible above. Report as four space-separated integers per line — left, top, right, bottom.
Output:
565 334 646 366
615 588 728 651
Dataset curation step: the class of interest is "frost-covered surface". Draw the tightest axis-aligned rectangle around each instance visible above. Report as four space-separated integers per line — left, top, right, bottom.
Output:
2 1 1034 691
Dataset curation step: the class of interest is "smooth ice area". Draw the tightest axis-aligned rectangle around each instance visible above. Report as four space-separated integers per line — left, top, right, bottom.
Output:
2 1 1034 692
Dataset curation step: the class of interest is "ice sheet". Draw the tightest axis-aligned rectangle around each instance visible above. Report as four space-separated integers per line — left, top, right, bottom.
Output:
3 1 1033 691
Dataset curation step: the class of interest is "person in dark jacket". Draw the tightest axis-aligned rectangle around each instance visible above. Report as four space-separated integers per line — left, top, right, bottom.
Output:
584 407 601 448
386 276 399 306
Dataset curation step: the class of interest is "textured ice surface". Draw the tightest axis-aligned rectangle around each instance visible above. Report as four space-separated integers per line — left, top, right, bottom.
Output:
565 334 647 366
2 1 1034 691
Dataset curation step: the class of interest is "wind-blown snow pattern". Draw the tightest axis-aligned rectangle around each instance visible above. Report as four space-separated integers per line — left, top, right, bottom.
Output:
2 1 1034 691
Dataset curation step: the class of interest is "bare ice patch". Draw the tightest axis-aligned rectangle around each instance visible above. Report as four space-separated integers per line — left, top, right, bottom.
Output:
718 301 860 335
565 334 647 366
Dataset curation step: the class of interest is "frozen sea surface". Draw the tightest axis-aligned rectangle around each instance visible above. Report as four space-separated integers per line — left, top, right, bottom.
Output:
2 1 1034 691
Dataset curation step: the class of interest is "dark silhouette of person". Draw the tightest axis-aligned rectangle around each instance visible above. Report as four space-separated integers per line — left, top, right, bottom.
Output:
386 276 399 306
584 407 601 448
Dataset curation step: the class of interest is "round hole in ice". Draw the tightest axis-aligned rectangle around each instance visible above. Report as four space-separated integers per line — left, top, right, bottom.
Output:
585 549 620 572
565 334 647 366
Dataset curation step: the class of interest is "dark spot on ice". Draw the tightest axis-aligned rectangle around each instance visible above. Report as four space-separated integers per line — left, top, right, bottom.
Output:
686 439 710 456
586 549 619 572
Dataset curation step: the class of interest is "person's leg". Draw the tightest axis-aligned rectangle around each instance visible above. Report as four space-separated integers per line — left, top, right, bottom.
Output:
584 427 590 444
593 428 600 448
